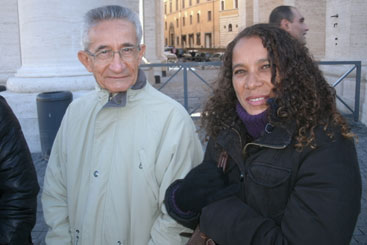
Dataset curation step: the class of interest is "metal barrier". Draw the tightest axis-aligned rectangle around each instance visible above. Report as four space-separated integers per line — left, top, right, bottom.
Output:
141 60 361 121
141 61 221 114
317 61 361 121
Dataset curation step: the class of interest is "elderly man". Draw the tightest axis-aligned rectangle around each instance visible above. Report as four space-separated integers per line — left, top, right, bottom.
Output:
269 5 309 44
42 5 203 245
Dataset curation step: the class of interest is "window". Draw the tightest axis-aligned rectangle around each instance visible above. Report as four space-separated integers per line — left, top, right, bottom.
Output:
183 16 185 26
228 24 232 32
196 33 201 45
176 0 178 10
190 15 192 24
176 36 179 46
182 0 185 8
170 1 172 13
165 38 168 46
208 11 212 21
189 34 194 47
197 0 200 3
197 13 200 23
221 0 224 10
235 0 238 8
176 18 179 27
164 3 167 14
189 0 192 6
182 35 187 47
165 21 167 30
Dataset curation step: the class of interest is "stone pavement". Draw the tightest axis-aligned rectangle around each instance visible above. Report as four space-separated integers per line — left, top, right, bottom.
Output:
30 114 367 244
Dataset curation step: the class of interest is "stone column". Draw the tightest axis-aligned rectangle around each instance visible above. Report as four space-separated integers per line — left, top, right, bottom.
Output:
0 0 21 85
323 0 367 124
238 0 246 30
140 0 165 84
4 0 139 152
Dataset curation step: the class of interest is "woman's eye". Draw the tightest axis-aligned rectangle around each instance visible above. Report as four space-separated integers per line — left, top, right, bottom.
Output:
262 64 271 69
234 69 246 75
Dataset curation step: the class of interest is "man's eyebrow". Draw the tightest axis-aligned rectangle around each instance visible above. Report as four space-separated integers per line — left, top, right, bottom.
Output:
94 45 109 52
121 43 136 47
93 43 136 52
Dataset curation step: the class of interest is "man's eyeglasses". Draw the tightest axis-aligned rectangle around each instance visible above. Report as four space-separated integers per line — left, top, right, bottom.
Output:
86 45 140 63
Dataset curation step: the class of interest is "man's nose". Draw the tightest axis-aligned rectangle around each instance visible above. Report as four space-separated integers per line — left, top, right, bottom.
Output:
304 24 309 32
109 53 126 72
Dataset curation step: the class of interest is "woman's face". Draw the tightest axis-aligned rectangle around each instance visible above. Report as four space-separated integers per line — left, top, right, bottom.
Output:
232 36 274 115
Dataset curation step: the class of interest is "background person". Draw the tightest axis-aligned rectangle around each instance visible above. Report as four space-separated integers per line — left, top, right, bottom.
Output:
269 5 309 44
0 96 39 244
42 5 203 244
165 24 361 244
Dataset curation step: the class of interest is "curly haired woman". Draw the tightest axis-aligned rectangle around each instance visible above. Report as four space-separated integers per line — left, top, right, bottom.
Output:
164 24 361 244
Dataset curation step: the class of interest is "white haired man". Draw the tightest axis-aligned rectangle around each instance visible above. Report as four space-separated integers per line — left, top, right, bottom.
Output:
42 5 203 244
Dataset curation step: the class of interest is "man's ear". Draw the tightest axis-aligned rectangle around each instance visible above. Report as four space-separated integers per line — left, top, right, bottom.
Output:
78 51 93 72
138 44 146 62
139 44 146 59
280 19 290 31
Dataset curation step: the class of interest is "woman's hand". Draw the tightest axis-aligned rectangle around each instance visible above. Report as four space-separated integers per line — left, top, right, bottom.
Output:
175 161 239 213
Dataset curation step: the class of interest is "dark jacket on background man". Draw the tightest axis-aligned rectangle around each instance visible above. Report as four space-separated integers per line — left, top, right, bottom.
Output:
167 119 361 244
0 96 39 244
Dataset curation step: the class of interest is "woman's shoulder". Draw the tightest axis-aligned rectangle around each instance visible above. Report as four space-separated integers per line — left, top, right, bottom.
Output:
313 123 352 147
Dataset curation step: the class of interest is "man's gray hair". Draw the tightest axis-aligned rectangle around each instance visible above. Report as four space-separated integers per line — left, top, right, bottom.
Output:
81 5 142 50
269 5 295 27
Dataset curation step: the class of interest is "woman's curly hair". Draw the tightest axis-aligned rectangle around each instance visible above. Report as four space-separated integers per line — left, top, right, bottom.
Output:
201 23 352 150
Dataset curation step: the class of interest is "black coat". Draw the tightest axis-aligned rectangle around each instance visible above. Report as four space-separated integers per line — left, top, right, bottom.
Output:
199 121 361 244
0 96 39 244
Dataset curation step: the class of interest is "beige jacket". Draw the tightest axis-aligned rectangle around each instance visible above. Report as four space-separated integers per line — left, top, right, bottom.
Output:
42 82 203 245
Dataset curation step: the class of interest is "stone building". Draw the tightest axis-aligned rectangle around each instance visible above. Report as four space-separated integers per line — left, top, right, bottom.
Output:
163 0 241 49
219 0 240 47
0 0 163 152
164 0 221 48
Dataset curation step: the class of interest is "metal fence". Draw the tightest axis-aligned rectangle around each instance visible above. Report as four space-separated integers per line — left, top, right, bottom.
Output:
141 60 361 121
317 61 361 121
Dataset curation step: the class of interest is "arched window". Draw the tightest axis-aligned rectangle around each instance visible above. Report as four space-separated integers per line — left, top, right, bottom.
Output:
228 24 232 32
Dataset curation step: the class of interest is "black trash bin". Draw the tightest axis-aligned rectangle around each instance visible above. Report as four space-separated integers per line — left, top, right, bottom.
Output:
36 91 73 160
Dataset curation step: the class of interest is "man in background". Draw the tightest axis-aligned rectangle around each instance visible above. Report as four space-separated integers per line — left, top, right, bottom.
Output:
269 5 309 44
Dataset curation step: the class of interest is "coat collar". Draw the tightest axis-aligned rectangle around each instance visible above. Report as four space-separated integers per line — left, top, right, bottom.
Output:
215 120 294 160
103 69 147 108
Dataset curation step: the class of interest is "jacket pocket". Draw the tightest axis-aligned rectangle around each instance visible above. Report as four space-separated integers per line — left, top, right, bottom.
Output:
245 162 291 221
138 149 159 202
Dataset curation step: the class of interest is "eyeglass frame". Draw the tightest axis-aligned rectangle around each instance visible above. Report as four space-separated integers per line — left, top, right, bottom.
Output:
85 45 141 63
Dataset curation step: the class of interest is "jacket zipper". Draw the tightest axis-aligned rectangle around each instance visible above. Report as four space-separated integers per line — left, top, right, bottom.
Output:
224 127 289 198
74 229 80 245
242 142 287 157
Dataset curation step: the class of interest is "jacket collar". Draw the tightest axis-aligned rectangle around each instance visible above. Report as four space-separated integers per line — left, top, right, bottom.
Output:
103 69 147 108
216 120 294 156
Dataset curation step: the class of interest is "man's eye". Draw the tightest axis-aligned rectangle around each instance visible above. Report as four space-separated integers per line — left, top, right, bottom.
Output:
96 50 112 57
122 47 134 53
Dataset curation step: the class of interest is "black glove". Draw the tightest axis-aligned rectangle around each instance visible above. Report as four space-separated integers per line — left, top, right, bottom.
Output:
175 160 239 213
